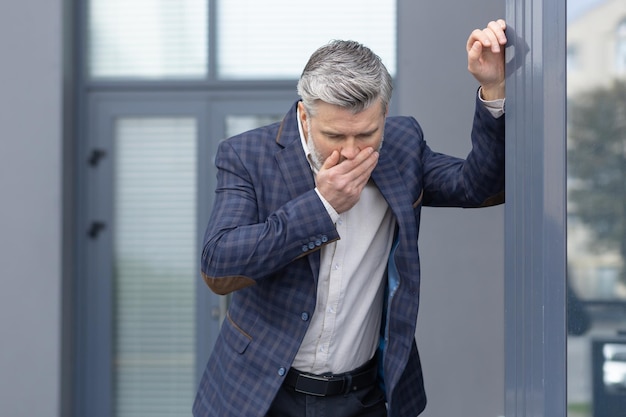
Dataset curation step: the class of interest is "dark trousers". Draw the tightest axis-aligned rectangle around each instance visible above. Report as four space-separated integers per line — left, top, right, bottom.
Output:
266 382 387 417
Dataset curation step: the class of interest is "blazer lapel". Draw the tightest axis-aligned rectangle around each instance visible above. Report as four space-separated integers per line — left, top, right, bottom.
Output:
273 102 321 279
371 151 415 229
274 103 316 200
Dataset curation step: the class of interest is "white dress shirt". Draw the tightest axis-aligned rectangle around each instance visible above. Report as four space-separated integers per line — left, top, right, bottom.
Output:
291 107 395 374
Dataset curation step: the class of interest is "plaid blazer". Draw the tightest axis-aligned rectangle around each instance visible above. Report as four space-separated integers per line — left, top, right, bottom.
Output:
193 96 505 417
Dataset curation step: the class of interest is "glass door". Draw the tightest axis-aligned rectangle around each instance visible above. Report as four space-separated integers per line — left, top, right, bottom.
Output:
76 91 297 417
78 93 209 417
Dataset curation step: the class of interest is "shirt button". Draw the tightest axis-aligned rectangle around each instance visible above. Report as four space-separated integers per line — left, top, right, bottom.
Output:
301 312 309 321
278 367 286 376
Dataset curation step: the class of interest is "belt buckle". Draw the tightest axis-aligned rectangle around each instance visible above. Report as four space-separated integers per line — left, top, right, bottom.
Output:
294 373 333 397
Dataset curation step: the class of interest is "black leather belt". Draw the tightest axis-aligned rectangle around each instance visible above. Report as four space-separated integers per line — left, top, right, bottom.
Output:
284 358 378 397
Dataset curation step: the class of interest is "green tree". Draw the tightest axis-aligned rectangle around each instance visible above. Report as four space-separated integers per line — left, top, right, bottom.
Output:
568 81 626 283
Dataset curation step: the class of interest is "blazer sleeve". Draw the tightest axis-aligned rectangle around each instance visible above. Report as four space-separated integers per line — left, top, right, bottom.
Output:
200 139 339 295
421 94 505 207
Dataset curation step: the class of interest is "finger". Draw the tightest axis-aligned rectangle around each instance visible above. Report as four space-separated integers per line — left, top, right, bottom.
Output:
353 147 377 165
321 150 340 170
468 21 507 54
333 148 377 183
351 149 379 182
482 26 501 53
466 29 486 52
487 19 508 46
468 40 483 60
336 147 375 170
467 40 484 72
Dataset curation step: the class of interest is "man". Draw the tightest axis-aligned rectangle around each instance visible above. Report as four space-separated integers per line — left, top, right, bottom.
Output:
194 19 507 417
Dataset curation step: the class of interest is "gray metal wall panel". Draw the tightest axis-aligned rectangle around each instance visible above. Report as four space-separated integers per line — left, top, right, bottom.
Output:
504 0 568 416
0 0 64 416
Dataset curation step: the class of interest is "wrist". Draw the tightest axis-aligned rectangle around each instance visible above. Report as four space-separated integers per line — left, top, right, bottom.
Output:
480 82 505 101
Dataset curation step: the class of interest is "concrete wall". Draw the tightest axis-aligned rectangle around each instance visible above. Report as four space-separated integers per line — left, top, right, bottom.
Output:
397 2 505 416
0 0 64 416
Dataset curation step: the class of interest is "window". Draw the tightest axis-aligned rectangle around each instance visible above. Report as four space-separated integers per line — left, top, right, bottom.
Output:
87 0 396 81
217 0 396 79
567 6 626 417
88 0 208 79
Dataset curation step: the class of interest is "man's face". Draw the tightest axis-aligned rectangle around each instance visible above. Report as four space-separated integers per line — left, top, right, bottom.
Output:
298 100 386 169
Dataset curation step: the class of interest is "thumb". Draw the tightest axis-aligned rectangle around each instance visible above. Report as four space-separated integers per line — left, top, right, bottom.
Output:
467 41 484 75
468 40 483 62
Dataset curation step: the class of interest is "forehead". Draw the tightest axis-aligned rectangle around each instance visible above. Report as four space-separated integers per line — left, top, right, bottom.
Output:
310 101 385 133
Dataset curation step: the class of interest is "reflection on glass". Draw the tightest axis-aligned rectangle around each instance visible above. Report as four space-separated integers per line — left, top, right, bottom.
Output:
567 0 626 416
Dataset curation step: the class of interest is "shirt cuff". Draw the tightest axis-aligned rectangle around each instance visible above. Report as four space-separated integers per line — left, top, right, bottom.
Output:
314 188 340 224
478 87 505 118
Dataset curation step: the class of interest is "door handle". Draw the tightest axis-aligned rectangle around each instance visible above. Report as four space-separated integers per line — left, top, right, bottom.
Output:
87 221 106 239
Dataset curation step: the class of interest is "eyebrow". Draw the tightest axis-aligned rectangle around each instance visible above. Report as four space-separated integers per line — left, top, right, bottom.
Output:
321 127 380 137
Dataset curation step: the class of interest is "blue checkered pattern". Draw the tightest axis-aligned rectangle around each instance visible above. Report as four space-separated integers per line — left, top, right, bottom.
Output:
193 96 505 417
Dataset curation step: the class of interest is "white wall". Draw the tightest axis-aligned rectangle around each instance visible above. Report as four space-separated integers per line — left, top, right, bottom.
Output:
397 2 505 416
0 0 63 416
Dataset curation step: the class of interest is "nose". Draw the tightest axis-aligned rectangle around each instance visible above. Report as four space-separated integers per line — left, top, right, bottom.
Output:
340 138 360 160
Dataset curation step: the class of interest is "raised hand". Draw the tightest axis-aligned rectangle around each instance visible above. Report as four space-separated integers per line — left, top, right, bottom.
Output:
467 19 507 100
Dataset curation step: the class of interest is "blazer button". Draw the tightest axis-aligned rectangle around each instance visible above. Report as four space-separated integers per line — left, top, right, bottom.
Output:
321 235 328 243
278 367 286 376
315 239 322 246
301 312 309 321
308 242 315 250
301 245 308 252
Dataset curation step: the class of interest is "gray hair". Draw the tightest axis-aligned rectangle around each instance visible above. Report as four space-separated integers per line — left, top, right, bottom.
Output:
297 40 393 116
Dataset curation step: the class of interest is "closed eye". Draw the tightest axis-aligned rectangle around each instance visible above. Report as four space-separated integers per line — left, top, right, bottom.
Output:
325 134 344 140
356 132 376 140
322 128 379 141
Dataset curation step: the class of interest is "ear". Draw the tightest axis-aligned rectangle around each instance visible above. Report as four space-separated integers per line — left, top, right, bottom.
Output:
297 102 307 121
297 102 309 139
